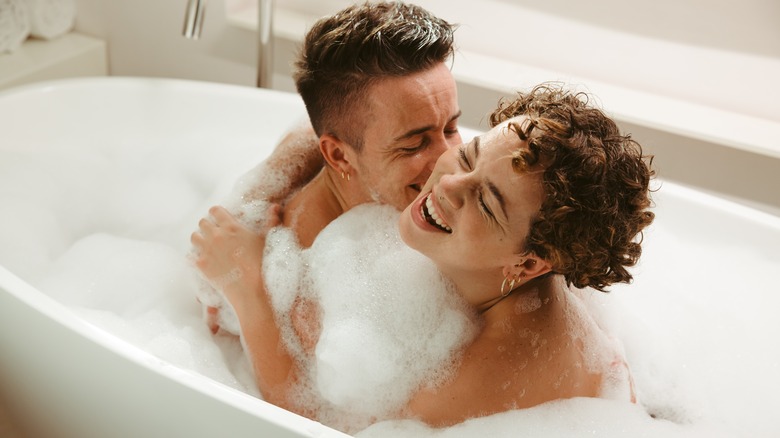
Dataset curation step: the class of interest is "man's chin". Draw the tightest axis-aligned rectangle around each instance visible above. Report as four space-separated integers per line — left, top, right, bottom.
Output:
401 185 423 210
370 186 421 211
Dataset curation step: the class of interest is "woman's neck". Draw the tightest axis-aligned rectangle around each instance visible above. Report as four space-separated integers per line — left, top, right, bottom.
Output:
447 270 560 319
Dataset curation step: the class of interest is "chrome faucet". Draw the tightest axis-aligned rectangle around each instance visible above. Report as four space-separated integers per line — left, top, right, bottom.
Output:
182 0 274 88
181 0 206 40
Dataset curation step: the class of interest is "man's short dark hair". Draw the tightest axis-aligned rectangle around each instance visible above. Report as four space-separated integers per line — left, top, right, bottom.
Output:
294 1 456 150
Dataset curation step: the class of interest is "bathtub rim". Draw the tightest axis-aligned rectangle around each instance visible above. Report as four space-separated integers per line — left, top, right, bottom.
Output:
0 75 303 103
0 263 352 437
652 180 780 232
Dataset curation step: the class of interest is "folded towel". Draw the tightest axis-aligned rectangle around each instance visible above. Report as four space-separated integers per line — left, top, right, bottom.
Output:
26 0 76 40
0 0 30 53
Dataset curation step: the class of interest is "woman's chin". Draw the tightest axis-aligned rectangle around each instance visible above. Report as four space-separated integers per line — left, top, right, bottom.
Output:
397 210 415 246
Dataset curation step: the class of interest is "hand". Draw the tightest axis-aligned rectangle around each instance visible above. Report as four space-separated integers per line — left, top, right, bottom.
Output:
191 205 281 305
194 298 221 335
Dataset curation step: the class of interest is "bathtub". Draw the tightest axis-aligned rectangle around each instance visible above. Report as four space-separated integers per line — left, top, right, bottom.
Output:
0 78 350 438
1 77 779 438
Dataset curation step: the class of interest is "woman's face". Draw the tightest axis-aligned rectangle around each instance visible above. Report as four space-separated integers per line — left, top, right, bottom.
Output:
399 117 545 278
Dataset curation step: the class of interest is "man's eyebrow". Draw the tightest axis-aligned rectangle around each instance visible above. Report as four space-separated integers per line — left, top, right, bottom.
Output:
392 110 463 142
394 125 432 142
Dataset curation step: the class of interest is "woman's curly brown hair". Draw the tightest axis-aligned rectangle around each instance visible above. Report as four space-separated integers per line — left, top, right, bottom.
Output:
490 83 655 291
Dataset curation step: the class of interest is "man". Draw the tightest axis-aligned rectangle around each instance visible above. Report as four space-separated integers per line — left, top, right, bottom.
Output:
197 1 461 339
270 1 462 247
193 0 463 413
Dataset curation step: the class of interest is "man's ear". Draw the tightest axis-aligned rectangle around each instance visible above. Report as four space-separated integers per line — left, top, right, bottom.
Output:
502 253 552 282
319 133 354 174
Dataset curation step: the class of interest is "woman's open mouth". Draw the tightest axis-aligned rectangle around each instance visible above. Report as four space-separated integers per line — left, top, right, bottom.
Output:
421 194 452 233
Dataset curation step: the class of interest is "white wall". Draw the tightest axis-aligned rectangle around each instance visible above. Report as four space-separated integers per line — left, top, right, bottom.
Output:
70 0 780 215
74 0 257 85
74 0 780 121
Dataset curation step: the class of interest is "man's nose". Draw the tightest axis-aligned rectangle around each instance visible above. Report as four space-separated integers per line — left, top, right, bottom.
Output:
425 135 453 173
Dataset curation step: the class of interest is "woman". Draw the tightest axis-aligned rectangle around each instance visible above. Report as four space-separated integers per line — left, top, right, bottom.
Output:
191 84 654 428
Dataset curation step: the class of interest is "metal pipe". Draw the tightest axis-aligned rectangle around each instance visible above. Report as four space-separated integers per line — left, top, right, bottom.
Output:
182 0 206 40
256 0 274 88
182 0 274 89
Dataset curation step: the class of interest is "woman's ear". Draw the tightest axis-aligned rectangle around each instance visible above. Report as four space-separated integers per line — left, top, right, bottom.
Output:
319 133 354 175
502 254 552 282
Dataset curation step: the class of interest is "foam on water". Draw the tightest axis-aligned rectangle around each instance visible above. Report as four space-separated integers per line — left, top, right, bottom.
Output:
1 130 779 437
261 204 478 432
309 205 476 421
193 158 292 335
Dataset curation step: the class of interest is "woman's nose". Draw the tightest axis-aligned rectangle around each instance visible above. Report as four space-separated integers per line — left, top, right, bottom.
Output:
437 171 468 210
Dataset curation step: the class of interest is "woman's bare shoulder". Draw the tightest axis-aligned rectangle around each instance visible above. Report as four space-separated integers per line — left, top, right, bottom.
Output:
403 309 604 427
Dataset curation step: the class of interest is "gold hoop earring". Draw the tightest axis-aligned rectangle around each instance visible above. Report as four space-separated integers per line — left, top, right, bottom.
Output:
341 171 350 181
500 277 516 297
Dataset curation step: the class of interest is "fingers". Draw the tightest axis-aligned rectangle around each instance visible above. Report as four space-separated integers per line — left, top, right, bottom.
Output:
264 203 283 229
191 204 268 251
206 306 220 335
190 216 214 248
209 205 232 222
191 206 229 245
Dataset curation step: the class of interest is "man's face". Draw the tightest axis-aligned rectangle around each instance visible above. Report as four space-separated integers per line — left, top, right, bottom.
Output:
351 62 462 211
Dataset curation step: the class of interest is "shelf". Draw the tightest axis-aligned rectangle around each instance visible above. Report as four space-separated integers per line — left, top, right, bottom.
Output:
452 50 780 160
226 4 780 160
0 33 107 91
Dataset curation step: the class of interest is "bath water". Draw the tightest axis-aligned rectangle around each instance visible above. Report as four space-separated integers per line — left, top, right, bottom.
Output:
0 136 778 437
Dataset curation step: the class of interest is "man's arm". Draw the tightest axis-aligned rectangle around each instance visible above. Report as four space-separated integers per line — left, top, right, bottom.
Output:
191 206 302 411
233 119 323 206
200 120 322 334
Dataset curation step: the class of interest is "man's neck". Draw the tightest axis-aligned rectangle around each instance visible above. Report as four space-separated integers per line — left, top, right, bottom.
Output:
281 169 350 248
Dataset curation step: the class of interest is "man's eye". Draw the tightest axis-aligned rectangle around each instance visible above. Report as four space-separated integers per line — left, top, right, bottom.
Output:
400 145 423 154
400 137 430 155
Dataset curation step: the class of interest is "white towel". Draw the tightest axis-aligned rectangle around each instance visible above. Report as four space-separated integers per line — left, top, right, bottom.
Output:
0 0 30 53
26 0 76 40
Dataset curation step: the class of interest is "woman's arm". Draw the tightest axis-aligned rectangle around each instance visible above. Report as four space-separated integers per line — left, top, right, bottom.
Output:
191 205 302 410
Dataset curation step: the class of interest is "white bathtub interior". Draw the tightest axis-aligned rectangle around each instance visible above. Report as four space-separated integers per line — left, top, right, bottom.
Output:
0 78 350 438
0 78 779 438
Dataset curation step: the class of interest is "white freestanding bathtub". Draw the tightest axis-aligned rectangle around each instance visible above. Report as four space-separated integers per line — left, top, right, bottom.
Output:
1 78 779 438
0 78 351 438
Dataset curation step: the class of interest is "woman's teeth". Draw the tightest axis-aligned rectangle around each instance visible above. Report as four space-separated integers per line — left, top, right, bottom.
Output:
423 195 452 232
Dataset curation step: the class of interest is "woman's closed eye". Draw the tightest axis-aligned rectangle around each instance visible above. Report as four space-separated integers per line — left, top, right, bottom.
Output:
458 145 471 170
478 191 495 220
458 142 496 222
